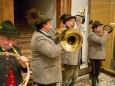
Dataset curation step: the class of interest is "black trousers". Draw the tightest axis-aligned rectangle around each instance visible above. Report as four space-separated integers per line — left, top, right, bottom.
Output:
89 59 102 77
37 83 56 86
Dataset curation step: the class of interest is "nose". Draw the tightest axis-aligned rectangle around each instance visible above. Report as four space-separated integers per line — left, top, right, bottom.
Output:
9 40 15 45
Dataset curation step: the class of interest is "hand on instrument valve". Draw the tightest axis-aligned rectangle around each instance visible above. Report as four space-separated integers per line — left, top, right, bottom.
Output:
17 56 29 68
55 28 65 36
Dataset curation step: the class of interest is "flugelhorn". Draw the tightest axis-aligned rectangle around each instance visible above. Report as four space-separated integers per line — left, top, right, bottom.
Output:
103 23 115 33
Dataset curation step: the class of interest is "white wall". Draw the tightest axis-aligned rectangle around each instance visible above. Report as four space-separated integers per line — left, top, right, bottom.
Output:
71 0 89 65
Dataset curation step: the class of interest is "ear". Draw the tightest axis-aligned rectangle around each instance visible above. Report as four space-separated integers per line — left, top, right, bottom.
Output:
43 23 47 28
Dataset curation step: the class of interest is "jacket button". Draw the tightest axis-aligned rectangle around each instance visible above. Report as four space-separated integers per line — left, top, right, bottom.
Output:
12 81 14 83
5 75 8 77
3 83 5 86
6 58 9 60
6 66 9 68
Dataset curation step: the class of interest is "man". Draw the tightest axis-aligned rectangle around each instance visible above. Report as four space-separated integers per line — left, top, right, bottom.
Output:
0 20 28 86
59 14 81 86
88 20 109 86
27 9 62 86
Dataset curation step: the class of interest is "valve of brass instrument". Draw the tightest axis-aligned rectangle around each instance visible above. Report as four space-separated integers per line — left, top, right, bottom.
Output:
55 28 66 36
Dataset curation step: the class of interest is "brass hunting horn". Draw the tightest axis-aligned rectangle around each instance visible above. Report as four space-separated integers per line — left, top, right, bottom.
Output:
0 45 30 86
58 28 83 52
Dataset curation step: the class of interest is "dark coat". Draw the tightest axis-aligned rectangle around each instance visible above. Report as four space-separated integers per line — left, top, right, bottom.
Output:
0 46 27 86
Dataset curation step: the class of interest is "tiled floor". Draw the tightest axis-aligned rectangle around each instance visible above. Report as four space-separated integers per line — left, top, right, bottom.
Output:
56 73 115 86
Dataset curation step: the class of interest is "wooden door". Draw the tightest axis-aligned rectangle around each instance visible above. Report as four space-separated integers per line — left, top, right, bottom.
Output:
56 0 71 28
90 0 115 69
0 0 14 23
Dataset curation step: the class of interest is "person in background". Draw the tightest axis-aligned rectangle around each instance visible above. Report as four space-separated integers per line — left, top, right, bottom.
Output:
76 15 84 32
88 20 109 86
59 13 81 86
75 15 85 66
0 20 28 86
27 8 62 86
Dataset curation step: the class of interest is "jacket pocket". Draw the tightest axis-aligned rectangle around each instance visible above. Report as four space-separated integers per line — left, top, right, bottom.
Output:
43 65 55 69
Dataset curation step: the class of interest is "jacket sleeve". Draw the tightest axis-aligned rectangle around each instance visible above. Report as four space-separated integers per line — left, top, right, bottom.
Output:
14 46 27 72
88 34 108 45
35 36 62 58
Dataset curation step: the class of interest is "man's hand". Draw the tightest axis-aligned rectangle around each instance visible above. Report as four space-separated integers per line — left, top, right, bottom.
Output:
103 30 109 35
17 56 29 68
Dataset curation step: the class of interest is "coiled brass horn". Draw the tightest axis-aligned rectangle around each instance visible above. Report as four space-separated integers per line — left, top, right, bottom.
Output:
0 52 30 86
59 28 83 52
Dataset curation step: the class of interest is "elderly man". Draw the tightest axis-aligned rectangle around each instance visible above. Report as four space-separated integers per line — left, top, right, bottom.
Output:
59 14 81 86
27 9 62 86
88 20 109 86
0 20 28 86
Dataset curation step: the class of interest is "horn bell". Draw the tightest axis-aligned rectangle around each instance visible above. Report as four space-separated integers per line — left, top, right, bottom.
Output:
59 28 83 52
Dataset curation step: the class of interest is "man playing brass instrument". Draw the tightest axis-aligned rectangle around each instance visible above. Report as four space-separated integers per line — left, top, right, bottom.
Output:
59 14 81 86
0 20 28 86
27 9 62 86
88 20 109 86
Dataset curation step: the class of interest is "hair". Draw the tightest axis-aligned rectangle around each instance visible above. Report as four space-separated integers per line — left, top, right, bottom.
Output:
59 14 72 24
35 24 43 31
89 20 93 25
89 20 97 30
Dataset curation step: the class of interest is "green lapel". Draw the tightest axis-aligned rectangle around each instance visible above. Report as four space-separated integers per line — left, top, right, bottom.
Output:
0 47 4 52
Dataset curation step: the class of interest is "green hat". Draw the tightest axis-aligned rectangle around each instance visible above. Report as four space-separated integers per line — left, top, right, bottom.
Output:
59 14 76 24
26 9 51 26
0 20 20 38
91 20 103 28
38 13 51 25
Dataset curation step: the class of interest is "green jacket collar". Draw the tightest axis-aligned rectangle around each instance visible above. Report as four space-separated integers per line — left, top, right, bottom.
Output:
0 47 4 52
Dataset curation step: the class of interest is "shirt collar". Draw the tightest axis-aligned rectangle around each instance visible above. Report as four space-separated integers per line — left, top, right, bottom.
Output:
40 30 49 36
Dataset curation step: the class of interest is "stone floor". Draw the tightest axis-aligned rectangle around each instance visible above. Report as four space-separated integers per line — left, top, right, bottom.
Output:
74 63 115 86
74 73 115 86
27 63 115 86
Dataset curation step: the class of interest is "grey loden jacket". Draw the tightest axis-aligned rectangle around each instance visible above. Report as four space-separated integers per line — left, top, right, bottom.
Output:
31 31 62 84
88 32 108 60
